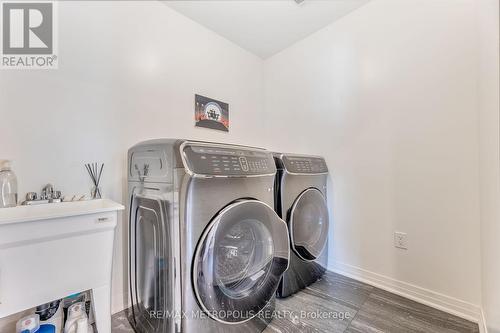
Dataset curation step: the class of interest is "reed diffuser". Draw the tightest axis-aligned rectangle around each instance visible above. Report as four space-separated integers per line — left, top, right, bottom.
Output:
85 162 104 199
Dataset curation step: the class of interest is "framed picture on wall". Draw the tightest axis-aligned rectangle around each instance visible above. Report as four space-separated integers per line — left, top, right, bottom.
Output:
194 94 229 132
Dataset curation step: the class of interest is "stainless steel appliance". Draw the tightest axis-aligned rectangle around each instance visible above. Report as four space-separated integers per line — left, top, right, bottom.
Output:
273 153 329 298
128 139 290 333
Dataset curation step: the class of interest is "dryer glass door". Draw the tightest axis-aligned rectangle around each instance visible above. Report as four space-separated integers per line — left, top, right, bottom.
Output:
129 195 172 333
193 200 289 324
289 188 329 261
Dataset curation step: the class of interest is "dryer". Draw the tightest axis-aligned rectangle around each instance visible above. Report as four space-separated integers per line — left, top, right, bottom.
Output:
273 153 329 298
128 139 290 333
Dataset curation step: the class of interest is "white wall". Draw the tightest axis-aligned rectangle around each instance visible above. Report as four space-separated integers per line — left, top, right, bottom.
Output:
1 0 497 326
478 0 500 331
264 0 482 312
0 1 264 313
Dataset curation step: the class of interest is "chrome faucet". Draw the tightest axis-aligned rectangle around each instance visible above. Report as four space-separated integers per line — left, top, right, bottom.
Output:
23 184 62 205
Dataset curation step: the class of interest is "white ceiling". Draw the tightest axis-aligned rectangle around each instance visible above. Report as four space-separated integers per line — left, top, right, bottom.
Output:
164 0 371 59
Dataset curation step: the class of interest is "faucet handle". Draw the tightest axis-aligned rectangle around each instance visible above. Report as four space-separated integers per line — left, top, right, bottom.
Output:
42 184 54 199
26 192 37 201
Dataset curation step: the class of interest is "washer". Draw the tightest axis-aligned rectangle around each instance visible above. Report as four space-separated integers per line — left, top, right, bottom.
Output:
273 153 329 298
128 139 290 333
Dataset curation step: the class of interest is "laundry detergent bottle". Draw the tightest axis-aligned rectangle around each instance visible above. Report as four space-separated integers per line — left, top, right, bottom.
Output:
64 302 92 333
16 314 40 333
35 300 64 333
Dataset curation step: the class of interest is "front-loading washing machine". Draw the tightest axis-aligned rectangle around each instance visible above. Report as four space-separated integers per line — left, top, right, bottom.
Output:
127 139 290 333
273 153 329 298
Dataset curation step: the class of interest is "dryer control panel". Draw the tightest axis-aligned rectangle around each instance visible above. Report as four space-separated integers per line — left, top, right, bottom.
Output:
183 144 276 177
282 155 328 174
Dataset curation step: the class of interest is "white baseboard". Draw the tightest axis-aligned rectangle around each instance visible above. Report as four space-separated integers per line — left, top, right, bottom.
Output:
330 261 482 324
111 290 130 315
479 309 489 333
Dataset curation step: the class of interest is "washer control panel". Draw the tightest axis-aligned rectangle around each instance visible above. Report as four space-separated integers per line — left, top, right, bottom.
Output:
183 144 276 176
282 155 328 174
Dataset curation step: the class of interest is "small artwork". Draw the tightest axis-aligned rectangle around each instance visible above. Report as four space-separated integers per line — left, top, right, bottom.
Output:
195 94 229 132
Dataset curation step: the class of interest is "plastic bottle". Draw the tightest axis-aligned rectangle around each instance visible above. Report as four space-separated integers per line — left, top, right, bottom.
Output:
64 302 91 333
36 300 63 333
62 293 85 321
16 314 40 333
0 160 18 208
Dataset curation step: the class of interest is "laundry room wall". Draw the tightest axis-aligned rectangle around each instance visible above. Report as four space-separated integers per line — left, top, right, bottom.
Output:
478 0 500 331
0 1 265 313
263 0 482 318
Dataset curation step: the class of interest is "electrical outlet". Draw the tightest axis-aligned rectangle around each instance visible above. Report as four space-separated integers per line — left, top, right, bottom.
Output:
394 232 408 250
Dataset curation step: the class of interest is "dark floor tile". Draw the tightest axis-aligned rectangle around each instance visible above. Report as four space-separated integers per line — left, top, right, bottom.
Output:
347 288 479 333
304 271 373 309
264 317 323 333
344 326 371 333
111 272 480 333
262 290 357 333
112 310 135 333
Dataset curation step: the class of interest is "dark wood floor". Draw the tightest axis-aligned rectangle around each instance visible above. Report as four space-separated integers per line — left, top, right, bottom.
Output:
112 271 479 333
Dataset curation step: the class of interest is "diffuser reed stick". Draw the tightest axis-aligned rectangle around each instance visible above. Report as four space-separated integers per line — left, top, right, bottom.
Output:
85 162 104 199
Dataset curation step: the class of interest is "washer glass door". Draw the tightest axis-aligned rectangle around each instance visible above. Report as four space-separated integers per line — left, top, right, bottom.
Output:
289 188 329 261
193 200 289 324
129 194 172 333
